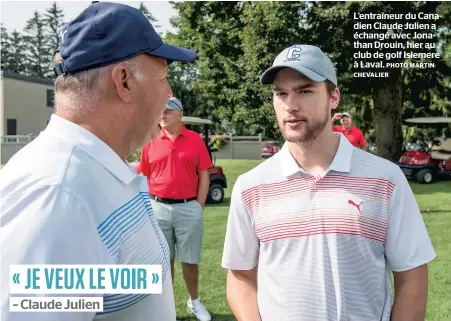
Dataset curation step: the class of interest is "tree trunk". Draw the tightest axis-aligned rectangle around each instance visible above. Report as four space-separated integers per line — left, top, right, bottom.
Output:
372 69 404 162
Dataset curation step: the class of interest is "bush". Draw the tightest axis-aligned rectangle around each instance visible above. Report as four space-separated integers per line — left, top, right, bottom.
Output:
127 148 142 163
210 134 230 150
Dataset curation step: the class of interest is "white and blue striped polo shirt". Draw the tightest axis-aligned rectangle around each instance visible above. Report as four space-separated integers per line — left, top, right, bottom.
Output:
222 133 436 321
0 114 175 321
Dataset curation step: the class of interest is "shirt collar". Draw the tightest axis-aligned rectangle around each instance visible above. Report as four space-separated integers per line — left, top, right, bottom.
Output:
280 132 353 178
159 124 188 139
44 114 137 185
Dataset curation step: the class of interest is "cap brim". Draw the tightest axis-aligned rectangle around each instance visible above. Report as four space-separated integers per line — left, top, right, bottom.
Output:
165 105 182 111
166 100 183 112
260 63 326 85
147 43 196 65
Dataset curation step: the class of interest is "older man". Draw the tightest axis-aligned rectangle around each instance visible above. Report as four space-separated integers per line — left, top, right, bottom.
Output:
332 112 367 150
0 2 196 321
222 44 435 321
138 97 212 321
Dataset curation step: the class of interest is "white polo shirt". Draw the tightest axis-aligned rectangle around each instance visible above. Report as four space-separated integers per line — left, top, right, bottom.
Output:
222 133 436 321
0 114 175 321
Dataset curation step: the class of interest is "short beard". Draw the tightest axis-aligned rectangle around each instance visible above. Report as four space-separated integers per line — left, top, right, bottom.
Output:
280 110 329 144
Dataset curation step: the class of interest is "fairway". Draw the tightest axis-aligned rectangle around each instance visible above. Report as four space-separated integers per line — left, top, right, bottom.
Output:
172 159 451 321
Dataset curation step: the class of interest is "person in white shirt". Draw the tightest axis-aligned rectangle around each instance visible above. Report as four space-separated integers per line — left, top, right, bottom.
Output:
0 2 196 321
222 44 436 321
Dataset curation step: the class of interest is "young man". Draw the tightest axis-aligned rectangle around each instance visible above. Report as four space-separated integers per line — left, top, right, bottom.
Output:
0 2 196 320
138 97 212 321
332 112 367 150
222 44 436 321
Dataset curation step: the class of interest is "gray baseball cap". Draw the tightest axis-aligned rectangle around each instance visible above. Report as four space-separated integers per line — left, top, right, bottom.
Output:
260 44 337 86
342 112 352 118
166 97 183 111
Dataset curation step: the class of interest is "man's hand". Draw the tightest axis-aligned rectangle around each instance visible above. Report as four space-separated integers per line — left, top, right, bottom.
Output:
332 113 342 122
197 170 209 208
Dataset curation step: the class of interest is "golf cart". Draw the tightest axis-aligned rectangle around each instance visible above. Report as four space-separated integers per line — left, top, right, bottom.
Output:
182 116 228 204
398 117 451 184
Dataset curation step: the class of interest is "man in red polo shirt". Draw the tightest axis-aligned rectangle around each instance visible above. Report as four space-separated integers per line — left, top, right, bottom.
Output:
332 112 367 150
138 97 212 321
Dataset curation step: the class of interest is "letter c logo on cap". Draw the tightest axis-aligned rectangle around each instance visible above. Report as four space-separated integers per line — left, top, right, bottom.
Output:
286 46 303 61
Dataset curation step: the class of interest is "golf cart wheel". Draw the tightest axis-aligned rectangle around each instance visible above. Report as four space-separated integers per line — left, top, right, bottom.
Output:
208 183 224 204
417 169 434 184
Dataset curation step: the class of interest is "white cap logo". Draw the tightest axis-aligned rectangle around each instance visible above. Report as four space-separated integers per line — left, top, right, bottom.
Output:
60 29 67 44
286 46 303 61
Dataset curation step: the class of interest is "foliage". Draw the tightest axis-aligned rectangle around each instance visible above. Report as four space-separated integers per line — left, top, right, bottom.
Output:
165 1 246 134
210 134 230 150
166 1 450 161
126 148 142 163
139 2 157 22
2 1 450 161
43 2 65 77
23 11 47 77
0 2 161 78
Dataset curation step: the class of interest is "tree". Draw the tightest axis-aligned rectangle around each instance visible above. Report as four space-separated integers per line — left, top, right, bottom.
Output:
166 1 246 133
1 24 9 70
1 24 27 74
139 2 157 21
138 2 162 35
166 62 210 118
237 1 308 139
43 2 65 77
159 1 451 159
306 1 450 161
6 30 27 74
23 11 47 77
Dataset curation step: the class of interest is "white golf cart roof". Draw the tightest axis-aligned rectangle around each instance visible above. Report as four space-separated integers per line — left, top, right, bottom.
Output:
182 116 213 125
404 117 451 124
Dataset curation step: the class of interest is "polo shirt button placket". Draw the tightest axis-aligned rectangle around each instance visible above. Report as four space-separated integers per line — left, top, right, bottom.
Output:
310 175 323 210
308 177 314 212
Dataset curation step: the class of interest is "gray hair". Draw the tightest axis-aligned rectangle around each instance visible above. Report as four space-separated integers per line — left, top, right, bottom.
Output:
54 59 146 116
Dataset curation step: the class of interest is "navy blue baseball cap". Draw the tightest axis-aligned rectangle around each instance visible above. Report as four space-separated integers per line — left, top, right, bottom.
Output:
54 1 196 76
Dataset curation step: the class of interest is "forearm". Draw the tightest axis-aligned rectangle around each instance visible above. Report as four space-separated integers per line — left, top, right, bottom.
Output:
391 266 429 321
227 269 261 321
391 294 427 321
197 172 209 206
360 140 367 151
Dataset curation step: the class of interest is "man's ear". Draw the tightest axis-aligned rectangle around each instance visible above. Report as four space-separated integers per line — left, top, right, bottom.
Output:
330 87 340 111
111 65 133 103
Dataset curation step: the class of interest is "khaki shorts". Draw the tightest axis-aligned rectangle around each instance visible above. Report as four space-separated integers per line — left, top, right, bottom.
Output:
150 199 204 264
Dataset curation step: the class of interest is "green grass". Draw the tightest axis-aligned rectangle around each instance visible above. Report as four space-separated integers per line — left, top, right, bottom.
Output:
172 160 451 321
172 160 261 320
2 160 448 319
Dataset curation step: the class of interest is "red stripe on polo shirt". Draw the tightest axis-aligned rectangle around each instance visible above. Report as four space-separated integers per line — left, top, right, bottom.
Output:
240 174 393 243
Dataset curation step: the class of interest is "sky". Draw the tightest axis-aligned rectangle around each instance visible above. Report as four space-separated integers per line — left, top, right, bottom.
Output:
1 0 179 35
